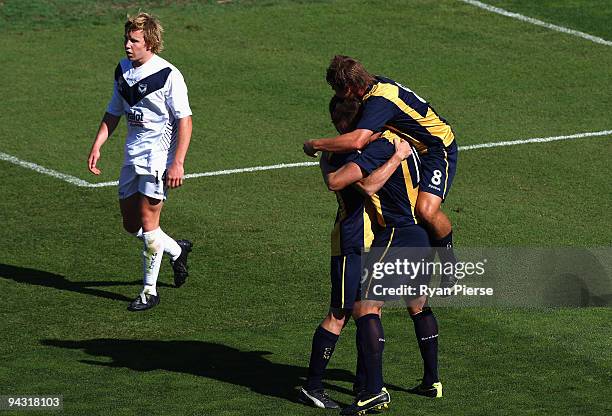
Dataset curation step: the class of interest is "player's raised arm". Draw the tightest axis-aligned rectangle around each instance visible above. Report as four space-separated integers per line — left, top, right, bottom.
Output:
88 112 120 175
303 128 372 157
166 115 192 188
354 138 412 196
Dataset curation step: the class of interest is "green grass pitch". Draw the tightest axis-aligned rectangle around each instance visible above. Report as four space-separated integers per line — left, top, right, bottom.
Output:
1 1 611 415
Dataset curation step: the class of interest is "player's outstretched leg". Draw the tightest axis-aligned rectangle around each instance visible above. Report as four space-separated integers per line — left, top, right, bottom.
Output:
408 306 442 398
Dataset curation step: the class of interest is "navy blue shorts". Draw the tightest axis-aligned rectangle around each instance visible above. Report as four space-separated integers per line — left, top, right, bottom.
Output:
361 225 433 302
419 141 458 201
330 253 362 310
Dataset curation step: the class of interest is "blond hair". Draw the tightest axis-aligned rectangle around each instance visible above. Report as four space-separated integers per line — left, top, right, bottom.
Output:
125 12 164 54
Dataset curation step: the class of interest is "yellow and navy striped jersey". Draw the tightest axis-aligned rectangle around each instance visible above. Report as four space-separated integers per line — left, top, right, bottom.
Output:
327 152 377 256
357 76 455 153
351 131 421 228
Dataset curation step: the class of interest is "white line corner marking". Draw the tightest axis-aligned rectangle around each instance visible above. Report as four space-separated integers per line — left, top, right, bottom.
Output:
1 130 611 188
459 0 612 46
0 152 92 187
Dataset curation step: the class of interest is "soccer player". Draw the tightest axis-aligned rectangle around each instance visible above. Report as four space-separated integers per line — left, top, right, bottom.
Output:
299 97 413 409
323 123 443 415
87 12 193 311
304 55 459 289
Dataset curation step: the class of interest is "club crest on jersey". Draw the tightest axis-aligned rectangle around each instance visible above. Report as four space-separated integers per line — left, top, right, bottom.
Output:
138 83 148 94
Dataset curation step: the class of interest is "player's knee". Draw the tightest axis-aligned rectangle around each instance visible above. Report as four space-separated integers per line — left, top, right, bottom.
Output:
407 296 427 315
416 200 438 223
326 308 349 332
352 302 382 319
408 305 423 315
327 318 345 333
140 207 160 229
329 308 349 320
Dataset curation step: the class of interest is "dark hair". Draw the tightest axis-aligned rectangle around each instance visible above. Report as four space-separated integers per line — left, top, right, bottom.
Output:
326 55 375 94
329 96 362 134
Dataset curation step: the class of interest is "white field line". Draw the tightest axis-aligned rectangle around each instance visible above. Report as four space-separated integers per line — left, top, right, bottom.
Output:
1 130 611 188
0 152 92 187
80 162 322 188
185 161 318 179
459 130 612 151
459 0 612 46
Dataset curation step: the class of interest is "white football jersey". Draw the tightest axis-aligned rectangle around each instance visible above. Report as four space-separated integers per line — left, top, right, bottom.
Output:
106 54 192 172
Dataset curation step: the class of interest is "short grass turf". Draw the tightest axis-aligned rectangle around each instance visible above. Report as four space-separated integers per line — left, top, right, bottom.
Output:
1 1 611 415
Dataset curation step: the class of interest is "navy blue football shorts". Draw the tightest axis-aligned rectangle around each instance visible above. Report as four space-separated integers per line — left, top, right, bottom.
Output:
361 225 433 302
419 140 458 201
330 253 362 310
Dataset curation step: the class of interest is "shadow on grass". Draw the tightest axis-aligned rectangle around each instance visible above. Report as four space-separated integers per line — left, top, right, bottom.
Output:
40 338 405 404
0 264 171 302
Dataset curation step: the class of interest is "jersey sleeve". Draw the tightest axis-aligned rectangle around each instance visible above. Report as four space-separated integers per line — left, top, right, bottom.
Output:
329 151 359 169
105 80 124 116
355 96 398 132
165 69 192 119
351 139 394 175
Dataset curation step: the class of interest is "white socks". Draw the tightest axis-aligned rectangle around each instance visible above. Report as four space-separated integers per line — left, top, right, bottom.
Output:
142 228 164 291
159 229 181 261
133 227 182 294
132 227 181 261
141 284 157 298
